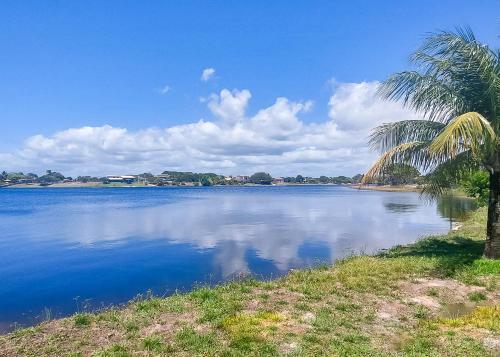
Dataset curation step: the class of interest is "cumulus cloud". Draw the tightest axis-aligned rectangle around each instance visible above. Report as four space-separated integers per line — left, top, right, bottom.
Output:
1 81 419 177
328 81 419 130
207 89 251 122
201 67 215 81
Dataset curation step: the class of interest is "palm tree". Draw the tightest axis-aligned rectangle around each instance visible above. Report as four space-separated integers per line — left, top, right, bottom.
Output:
363 27 500 259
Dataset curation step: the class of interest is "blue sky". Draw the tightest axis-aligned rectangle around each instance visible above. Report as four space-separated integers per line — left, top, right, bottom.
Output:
1 1 499 176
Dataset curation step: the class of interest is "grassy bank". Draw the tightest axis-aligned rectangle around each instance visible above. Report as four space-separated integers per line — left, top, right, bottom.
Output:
1 209 499 356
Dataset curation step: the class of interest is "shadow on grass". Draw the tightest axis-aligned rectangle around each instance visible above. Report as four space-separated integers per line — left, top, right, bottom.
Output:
383 235 485 277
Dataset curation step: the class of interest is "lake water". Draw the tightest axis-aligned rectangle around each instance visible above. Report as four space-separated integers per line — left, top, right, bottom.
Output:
0 186 474 332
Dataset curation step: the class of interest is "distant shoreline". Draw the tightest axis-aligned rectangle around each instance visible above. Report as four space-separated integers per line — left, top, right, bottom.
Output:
2 182 354 189
348 184 422 193
2 183 423 192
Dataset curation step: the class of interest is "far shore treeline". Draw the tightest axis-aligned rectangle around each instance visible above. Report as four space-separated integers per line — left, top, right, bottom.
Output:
0 169 366 187
1 162 433 187
1 166 489 207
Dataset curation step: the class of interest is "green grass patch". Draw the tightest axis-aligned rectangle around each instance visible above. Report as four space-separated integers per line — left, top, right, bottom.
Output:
132 293 187 316
123 320 139 334
467 258 500 275
222 311 283 339
94 344 131 357
189 285 245 325
286 255 435 298
142 335 164 352
73 313 92 327
414 305 430 319
218 311 283 354
11 325 42 338
427 287 439 297
174 327 219 354
467 291 487 302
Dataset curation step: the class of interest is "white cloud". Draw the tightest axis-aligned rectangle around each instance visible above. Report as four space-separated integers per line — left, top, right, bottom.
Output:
328 81 419 130
158 85 171 95
201 67 215 81
207 89 251 122
1 81 419 177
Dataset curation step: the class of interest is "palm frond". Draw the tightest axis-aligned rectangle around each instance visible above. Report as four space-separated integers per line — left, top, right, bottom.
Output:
381 27 500 126
362 141 440 184
378 71 465 122
369 120 445 152
419 150 479 197
429 112 496 158
418 27 494 68
414 28 500 124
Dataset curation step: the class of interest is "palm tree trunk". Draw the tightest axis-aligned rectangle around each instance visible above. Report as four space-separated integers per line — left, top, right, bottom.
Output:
485 171 500 258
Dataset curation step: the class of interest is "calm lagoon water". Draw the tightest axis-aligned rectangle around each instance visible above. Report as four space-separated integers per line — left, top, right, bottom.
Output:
0 186 474 331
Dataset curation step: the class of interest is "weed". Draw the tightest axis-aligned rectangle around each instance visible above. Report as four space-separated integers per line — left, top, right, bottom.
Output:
123 320 139 333
94 344 131 357
174 327 218 354
467 291 487 302
142 335 164 352
293 302 311 311
427 287 439 297
414 305 430 319
74 313 91 327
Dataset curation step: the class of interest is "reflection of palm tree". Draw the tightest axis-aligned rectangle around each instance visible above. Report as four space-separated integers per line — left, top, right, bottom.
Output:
437 196 477 227
364 28 500 258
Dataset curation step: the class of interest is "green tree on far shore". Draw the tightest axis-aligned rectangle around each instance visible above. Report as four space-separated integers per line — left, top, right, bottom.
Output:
249 172 273 185
380 163 420 185
295 175 304 183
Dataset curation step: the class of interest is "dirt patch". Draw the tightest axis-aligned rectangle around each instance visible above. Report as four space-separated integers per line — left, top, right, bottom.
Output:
398 278 495 312
376 298 412 323
140 311 201 336
371 278 498 326
243 287 304 312
483 336 500 350
369 278 500 354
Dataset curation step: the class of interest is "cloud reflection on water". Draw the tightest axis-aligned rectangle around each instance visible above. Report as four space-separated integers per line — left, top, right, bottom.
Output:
8 188 451 277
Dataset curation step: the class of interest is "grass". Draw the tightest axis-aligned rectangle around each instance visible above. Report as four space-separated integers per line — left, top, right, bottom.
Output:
0 207 498 356
468 291 487 302
441 306 500 331
142 335 165 352
73 313 92 327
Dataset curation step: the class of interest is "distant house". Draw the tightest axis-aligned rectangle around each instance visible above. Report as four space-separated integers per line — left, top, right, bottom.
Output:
234 175 250 183
106 175 136 184
155 174 173 184
156 174 170 180
273 177 285 184
121 175 136 183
